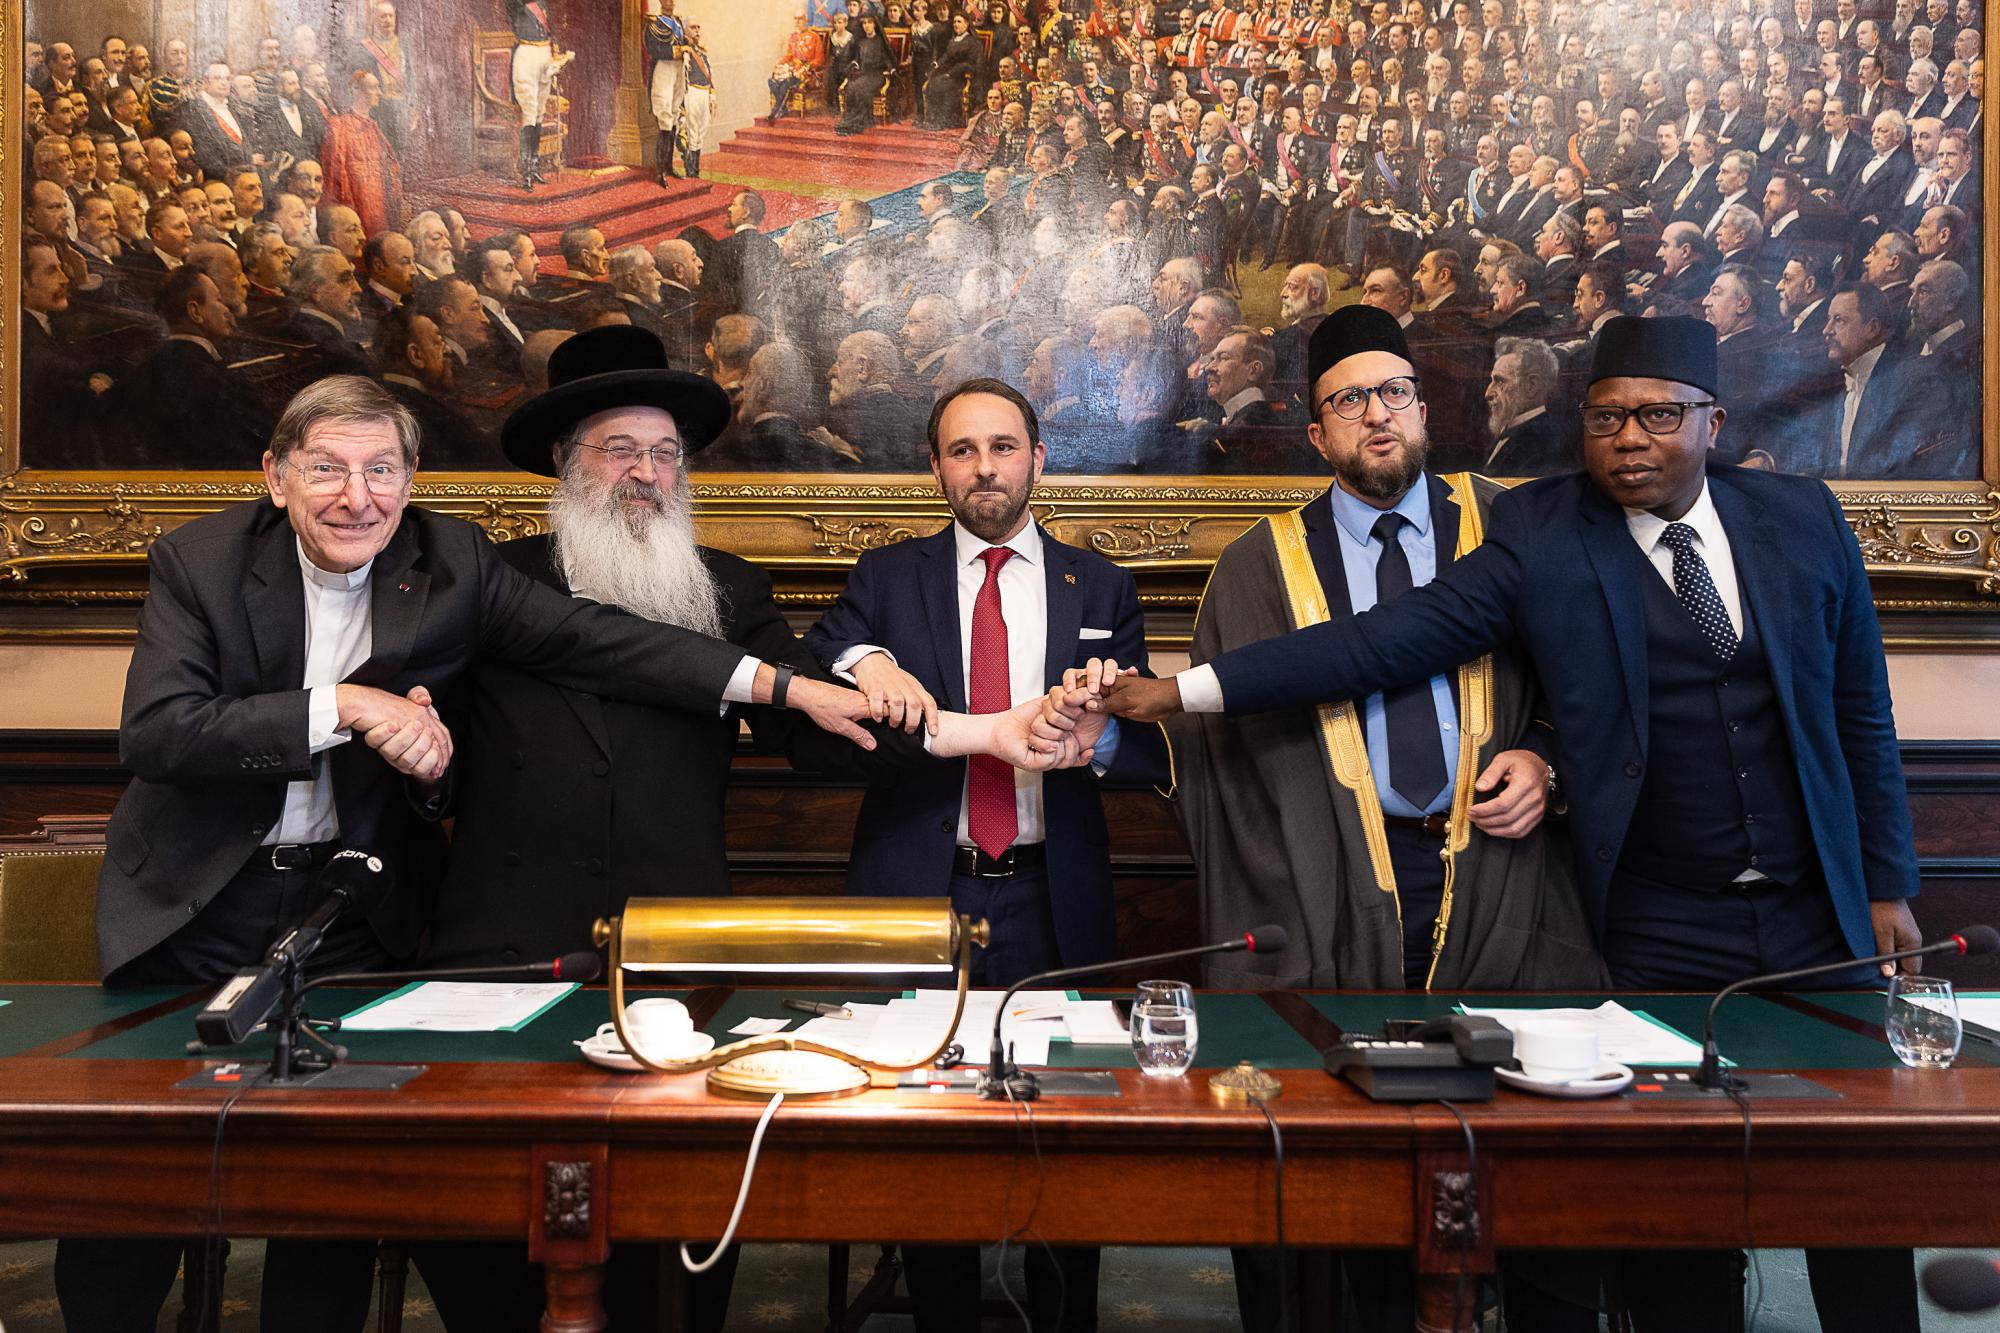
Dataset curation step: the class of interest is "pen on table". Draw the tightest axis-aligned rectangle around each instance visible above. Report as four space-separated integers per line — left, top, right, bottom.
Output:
782 999 852 1020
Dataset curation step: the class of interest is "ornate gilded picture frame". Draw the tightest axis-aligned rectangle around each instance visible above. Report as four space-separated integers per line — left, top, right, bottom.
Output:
3 0 1996 629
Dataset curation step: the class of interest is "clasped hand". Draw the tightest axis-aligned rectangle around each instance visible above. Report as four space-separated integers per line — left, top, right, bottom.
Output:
1032 657 1140 750
337 683 452 783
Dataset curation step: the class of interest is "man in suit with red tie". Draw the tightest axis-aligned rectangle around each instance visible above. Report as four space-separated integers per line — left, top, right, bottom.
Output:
803 379 1168 1333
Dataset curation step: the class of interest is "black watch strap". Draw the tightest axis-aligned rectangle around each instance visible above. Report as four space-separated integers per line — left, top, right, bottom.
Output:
770 663 795 710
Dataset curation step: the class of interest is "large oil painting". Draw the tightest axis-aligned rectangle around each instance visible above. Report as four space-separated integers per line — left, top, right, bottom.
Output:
4 0 1998 600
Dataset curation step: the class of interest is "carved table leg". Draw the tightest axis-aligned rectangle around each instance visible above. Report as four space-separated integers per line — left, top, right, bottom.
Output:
541 1262 607 1333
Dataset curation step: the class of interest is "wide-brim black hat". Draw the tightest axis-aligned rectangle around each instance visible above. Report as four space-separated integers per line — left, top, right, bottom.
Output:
499 325 732 476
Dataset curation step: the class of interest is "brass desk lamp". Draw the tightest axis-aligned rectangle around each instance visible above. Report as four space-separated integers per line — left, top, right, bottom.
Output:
593 897 989 1098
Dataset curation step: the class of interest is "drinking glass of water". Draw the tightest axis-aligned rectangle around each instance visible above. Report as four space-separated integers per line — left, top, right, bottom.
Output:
1885 975 1961 1069
1131 979 1197 1078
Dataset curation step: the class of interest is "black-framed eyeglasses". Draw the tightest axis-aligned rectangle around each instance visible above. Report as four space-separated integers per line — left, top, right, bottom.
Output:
1316 375 1421 420
575 441 685 469
1580 401 1716 437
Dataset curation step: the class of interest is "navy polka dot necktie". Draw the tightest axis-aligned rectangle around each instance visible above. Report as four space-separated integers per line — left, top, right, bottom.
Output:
1659 522 1737 661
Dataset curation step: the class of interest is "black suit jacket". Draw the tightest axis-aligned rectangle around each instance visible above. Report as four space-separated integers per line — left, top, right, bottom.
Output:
424 535 925 966
99 501 752 978
1848 149 1916 225
712 226 780 310
108 338 276 468
1483 409 1572 475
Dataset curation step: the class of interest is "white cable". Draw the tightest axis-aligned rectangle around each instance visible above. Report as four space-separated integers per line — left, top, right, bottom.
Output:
680 1091 785 1273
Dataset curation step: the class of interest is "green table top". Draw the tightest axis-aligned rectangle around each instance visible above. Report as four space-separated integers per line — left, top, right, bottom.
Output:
0 985 193 1060
42 984 1946 1074
68 987 1325 1071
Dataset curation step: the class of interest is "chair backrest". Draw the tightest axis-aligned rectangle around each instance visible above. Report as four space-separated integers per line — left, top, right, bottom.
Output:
0 845 103 982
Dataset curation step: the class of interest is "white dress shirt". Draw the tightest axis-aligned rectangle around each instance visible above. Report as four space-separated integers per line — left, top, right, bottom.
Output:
1838 341 1886 469
834 520 1051 846
268 541 371 845
1621 482 1744 638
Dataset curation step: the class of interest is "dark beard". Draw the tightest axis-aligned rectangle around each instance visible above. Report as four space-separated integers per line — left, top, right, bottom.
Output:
1337 427 1430 502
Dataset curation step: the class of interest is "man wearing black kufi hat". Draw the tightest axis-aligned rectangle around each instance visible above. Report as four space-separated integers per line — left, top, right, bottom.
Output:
411 327 1092 1331
1130 303 1607 1331
1095 315 1924 1331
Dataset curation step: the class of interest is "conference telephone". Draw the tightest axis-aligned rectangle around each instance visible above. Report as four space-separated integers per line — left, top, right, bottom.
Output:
1324 1014 1515 1101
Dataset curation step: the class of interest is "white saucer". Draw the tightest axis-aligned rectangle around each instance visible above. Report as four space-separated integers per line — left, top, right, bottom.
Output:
1496 1060 1635 1098
576 1030 715 1072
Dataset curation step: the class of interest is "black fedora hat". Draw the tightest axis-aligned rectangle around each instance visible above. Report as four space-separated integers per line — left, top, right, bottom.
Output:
499 325 732 476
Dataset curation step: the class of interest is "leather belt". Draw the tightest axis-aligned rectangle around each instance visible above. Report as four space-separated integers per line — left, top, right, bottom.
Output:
951 843 1048 878
268 841 342 872
1380 814 1449 838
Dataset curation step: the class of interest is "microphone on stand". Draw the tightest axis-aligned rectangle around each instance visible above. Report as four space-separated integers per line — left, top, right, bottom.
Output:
979 926 1290 1100
1920 1255 2000 1313
1696 924 1999 1091
194 850 390 1047
187 952 606 1056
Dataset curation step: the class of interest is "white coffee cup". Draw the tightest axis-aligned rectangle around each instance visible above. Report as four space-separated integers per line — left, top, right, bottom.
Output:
598 997 694 1056
1513 1020 1600 1083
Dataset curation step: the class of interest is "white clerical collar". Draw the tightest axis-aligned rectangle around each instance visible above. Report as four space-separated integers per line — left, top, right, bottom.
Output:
953 516 1042 570
1623 478 1723 552
296 537 373 591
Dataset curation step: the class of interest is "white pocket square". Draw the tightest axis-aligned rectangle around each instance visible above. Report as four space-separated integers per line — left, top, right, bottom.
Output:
1079 628 1115 640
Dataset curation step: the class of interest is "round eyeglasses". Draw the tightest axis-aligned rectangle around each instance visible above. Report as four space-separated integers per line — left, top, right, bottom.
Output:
1316 375 1421 420
1580 401 1716 437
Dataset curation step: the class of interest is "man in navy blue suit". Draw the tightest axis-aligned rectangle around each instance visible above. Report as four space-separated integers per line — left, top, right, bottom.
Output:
803 377 1166 1333
1091 317 1922 1333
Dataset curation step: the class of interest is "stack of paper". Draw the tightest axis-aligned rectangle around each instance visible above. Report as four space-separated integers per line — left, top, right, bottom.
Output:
784 990 1136 1068
1458 1001 1710 1067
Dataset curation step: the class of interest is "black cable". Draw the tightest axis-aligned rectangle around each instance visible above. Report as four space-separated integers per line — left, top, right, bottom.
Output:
1726 1084 1759 1333
1437 1099 1479 1333
199 1080 250 1331
1255 1098 1289 1333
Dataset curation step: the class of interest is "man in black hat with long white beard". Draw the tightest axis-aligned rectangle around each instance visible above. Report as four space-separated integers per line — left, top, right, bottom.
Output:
1085 315 1924 1332
412 326 1089 1332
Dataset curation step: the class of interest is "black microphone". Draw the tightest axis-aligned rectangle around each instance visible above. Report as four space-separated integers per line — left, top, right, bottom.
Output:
265 849 388 968
1696 924 1998 1090
1920 1254 2000 1313
979 926 1290 1100
195 850 389 1047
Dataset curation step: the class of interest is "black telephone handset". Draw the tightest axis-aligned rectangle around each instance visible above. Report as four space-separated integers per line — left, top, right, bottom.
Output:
1324 1014 1515 1102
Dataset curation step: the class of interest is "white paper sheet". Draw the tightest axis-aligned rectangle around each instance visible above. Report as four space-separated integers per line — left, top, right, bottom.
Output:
1951 994 2000 1035
1061 1001 1134 1045
1458 1001 1710 1067
728 1016 793 1036
339 982 577 1032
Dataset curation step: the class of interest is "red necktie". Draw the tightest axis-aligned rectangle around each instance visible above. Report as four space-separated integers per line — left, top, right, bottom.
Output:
966 546 1017 860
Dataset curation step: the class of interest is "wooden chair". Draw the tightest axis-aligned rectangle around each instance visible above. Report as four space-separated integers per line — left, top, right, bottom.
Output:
0 830 103 981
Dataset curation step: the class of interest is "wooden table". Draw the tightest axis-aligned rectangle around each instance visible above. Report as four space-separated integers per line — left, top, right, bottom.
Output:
2 982 1996 1333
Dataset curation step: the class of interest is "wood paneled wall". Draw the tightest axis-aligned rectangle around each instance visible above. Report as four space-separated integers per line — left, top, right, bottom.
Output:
4 733 1995 985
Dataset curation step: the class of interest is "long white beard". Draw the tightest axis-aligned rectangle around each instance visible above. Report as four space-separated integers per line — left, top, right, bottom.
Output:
549 470 726 638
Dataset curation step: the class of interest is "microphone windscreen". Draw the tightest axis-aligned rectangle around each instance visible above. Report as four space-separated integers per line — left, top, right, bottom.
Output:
1920 1255 2000 1313
316 848 389 913
553 950 603 982
1954 925 2000 957
1245 925 1289 954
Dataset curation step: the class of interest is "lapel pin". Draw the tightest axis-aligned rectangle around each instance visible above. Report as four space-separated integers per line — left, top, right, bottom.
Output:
1064 573 1076 584
397 582 411 593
